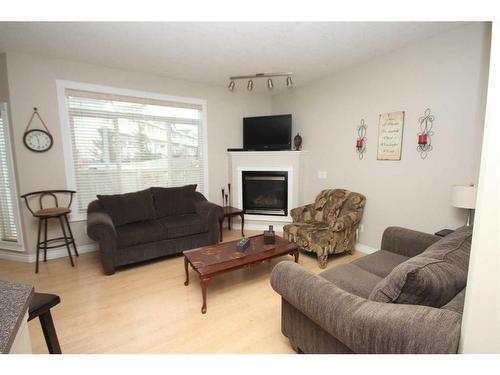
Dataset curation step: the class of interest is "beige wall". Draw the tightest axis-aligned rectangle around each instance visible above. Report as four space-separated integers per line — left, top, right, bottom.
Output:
460 22 500 353
0 54 9 102
2 51 271 254
271 23 491 249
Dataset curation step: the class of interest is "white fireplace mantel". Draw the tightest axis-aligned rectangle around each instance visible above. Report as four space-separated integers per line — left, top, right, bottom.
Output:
227 150 307 231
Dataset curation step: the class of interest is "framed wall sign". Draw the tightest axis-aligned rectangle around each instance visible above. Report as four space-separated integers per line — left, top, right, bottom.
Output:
377 111 405 160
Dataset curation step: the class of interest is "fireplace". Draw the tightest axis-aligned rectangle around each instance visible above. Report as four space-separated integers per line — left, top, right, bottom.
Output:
242 171 288 216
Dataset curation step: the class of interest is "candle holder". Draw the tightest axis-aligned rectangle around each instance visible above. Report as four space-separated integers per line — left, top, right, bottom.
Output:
221 187 225 207
227 183 231 206
355 119 367 159
417 108 434 159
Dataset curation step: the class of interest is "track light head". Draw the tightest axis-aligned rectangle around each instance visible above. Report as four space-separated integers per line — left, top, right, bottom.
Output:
286 76 293 87
247 79 253 91
228 80 235 91
267 78 273 90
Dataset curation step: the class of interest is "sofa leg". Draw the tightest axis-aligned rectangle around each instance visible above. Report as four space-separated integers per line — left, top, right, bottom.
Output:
289 338 303 354
318 254 328 269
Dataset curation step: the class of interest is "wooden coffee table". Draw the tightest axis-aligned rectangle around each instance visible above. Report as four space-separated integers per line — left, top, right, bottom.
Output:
183 234 299 314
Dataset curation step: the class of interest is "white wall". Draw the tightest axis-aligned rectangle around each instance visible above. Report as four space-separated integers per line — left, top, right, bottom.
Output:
460 22 500 353
1 51 271 255
271 23 491 249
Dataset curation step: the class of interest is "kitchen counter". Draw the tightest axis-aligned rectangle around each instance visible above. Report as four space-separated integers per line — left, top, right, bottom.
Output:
0 280 34 353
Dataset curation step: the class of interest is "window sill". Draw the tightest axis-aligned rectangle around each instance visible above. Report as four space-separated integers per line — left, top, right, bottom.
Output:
68 213 88 222
0 241 24 252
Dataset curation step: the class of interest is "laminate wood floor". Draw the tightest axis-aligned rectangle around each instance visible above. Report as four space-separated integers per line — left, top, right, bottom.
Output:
0 230 363 354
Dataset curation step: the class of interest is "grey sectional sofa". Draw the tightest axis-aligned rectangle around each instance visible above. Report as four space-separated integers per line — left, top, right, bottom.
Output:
271 226 472 354
87 185 223 275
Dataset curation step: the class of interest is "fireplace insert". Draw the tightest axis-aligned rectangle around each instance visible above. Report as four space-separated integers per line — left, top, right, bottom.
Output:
242 171 288 216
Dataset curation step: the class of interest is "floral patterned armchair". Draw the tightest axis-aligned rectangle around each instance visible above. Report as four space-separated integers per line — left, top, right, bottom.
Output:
283 189 366 268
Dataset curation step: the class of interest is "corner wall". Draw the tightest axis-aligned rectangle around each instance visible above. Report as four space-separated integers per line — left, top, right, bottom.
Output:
271 23 491 249
2 52 271 256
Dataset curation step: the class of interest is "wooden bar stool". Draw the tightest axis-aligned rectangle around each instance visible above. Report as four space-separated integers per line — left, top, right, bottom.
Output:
21 190 79 273
28 292 62 354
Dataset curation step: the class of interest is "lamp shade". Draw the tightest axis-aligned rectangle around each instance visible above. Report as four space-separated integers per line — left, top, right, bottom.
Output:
451 185 477 209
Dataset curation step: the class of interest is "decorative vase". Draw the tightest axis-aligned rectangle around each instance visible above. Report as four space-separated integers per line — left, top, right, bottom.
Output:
293 133 302 151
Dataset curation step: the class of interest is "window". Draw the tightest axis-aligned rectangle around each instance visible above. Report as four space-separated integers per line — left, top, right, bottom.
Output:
0 103 22 248
60 84 207 217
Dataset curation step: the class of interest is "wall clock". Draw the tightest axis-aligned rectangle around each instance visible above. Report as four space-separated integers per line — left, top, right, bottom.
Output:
23 107 54 153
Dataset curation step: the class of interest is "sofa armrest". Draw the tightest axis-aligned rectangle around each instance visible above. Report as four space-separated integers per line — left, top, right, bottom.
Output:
381 226 441 257
195 200 224 222
270 261 461 354
329 211 361 232
86 206 118 275
290 203 315 222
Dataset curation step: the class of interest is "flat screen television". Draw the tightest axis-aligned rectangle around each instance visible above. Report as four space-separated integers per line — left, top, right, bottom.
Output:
243 114 292 151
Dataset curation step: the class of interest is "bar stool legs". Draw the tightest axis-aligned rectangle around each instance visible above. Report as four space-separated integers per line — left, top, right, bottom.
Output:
39 310 62 354
43 218 48 262
29 292 62 354
63 214 79 257
58 216 74 267
34 215 78 274
35 219 42 274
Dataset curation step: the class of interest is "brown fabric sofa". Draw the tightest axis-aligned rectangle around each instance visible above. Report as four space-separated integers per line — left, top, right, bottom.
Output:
271 226 472 354
283 189 366 268
87 185 223 275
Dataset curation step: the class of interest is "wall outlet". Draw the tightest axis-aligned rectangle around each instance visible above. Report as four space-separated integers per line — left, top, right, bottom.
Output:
317 171 327 179
359 224 364 233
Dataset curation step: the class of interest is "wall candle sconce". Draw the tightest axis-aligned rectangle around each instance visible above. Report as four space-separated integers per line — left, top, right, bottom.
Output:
356 119 367 159
417 108 435 159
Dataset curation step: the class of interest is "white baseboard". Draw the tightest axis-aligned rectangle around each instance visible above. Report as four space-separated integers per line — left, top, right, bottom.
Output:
355 242 377 254
232 222 285 233
0 243 98 263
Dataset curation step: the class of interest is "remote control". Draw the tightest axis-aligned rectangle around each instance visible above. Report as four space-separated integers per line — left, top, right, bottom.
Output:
236 237 250 251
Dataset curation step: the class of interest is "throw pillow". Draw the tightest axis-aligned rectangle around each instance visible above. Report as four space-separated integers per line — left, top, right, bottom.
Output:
97 188 156 226
369 226 472 307
151 184 197 217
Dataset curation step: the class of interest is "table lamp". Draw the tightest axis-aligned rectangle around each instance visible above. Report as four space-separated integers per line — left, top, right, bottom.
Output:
451 185 477 226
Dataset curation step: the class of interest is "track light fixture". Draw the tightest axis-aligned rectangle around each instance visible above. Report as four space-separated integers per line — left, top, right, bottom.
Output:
227 72 293 92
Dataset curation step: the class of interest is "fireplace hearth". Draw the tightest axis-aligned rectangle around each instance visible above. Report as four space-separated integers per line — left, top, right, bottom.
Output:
242 171 288 216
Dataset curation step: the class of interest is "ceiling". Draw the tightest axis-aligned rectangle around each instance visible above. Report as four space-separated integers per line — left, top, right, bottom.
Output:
0 22 466 91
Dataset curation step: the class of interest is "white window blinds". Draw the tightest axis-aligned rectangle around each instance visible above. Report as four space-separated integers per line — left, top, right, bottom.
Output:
64 89 206 215
0 104 19 243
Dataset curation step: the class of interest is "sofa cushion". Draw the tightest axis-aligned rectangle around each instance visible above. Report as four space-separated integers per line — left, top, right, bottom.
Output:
320 264 382 298
97 189 156 226
369 226 472 307
160 214 209 239
441 288 466 314
352 250 409 278
151 185 197 218
116 219 169 248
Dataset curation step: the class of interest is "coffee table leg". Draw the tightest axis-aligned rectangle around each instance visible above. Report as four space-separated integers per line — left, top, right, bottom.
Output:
184 256 190 286
200 277 210 314
293 250 299 263
240 212 245 237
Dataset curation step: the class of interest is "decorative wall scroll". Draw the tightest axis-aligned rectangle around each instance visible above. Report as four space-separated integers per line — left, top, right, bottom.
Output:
355 119 367 159
377 111 405 161
417 108 434 159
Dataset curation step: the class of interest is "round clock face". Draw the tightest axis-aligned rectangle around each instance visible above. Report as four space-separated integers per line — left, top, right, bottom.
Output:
23 129 53 152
